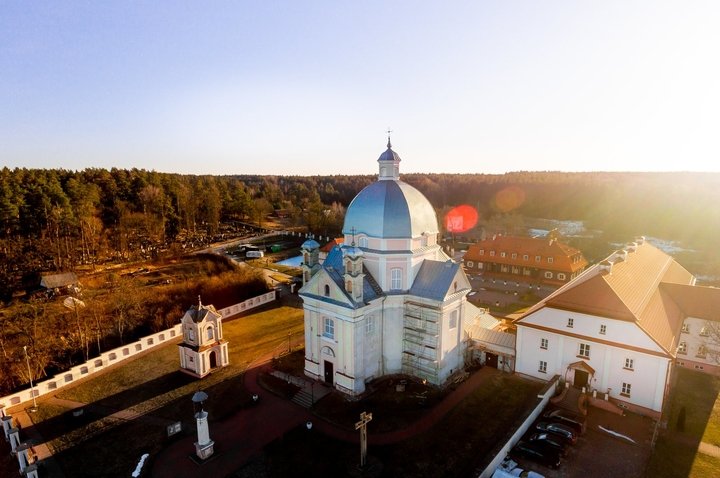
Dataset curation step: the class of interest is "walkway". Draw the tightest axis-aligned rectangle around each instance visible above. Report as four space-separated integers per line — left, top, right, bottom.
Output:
151 362 496 477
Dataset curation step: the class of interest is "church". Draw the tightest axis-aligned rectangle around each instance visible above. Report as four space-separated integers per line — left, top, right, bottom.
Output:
299 139 479 396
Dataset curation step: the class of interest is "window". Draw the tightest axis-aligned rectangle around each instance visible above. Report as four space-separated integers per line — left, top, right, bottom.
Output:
621 382 631 397
523 254 529 261
600 324 607 335
567 318 574 328
479 249 485 256
207 327 214 340
540 338 548 349
681 323 689 333
544 271 553 279
324 284 330 297
359 236 368 248
391 268 402 290
490 251 495 257
558 273 566 281
539 361 547 373
323 318 334 339
511 253 517 259
366 316 375 335
700 326 709 337
500 252 506 258
697 345 707 358
346 280 353 293
678 341 687 354
624 358 634 370
449 310 458 329
579 343 590 358
466 260 474 268
695 365 704 370
535 255 541 262
188 328 195 341
548 257 554 264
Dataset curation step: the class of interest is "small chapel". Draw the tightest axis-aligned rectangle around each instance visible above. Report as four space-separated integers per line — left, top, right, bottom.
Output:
299 138 480 396
178 297 230 378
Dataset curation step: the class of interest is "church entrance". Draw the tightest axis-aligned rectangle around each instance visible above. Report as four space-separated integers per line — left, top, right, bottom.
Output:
573 369 588 389
485 352 498 369
324 361 334 385
209 351 217 369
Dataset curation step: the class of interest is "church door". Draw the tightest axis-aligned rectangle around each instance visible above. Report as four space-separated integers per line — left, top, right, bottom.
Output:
485 352 498 368
573 369 588 389
324 361 334 385
209 351 217 369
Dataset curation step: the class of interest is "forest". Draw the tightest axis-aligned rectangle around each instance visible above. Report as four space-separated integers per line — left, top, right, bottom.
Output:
1 167 719 396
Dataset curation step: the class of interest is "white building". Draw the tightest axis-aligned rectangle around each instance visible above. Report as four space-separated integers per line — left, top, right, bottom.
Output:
178 298 230 378
514 238 719 418
299 139 475 396
672 286 720 375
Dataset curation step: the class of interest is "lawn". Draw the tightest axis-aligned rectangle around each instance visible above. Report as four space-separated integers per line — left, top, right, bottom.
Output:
27 303 304 477
235 371 544 478
645 367 720 478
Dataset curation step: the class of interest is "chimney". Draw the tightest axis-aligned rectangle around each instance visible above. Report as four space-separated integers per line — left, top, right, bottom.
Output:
626 242 638 253
599 260 613 274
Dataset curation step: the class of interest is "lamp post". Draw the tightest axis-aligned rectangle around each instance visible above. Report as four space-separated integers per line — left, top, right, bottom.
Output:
23 346 37 412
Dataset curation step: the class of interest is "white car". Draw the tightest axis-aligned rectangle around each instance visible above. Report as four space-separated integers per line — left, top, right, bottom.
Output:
492 458 545 478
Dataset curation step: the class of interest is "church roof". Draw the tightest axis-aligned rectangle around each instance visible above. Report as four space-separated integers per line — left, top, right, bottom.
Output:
343 180 439 238
185 304 221 323
410 260 466 301
322 246 381 305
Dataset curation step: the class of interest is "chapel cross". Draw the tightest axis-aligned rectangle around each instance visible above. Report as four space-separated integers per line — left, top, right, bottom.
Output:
355 411 373 467
386 127 393 148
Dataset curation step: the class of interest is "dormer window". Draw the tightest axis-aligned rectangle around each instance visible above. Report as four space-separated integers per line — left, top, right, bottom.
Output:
324 284 330 297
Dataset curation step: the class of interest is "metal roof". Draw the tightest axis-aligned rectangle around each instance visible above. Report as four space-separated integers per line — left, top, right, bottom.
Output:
343 179 439 239
321 246 381 306
409 260 464 301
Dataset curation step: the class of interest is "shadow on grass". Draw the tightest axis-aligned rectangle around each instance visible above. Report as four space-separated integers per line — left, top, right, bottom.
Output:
44 370 255 478
644 367 720 478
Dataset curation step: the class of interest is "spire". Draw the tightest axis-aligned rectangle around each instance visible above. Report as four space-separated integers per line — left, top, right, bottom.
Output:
386 128 392 149
378 129 401 180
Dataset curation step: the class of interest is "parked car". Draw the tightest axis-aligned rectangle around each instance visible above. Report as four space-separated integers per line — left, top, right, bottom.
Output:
542 408 586 433
492 457 545 477
526 432 570 455
509 441 561 470
535 421 578 444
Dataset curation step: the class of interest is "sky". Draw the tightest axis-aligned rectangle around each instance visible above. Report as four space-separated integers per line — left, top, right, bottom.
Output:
2 1 720 175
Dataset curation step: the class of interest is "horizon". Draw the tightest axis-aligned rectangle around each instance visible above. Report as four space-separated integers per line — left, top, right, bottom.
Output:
2 1 720 175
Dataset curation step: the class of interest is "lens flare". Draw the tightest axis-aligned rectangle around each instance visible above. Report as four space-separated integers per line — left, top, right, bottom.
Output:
494 186 526 212
445 205 479 233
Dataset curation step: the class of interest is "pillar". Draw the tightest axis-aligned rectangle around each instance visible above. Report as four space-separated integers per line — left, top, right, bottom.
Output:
17 442 32 473
25 463 39 478
194 411 214 460
8 427 20 453
2 415 12 441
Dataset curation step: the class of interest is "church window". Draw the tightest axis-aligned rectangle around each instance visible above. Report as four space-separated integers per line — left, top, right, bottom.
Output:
346 262 352 274
449 310 458 329
303 252 309 264
366 316 375 335
391 268 402 290
188 328 195 341
346 280 353 293
324 284 330 297
323 318 335 340
207 327 214 341
359 236 368 248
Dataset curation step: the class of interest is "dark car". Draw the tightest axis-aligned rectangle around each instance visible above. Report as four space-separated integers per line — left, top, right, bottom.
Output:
526 432 570 455
543 408 586 433
535 421 578 444
509 440 561 469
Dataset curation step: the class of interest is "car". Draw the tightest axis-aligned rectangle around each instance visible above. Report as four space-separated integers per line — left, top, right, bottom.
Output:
535 421 578 444
542 408 586 434
526 432 570 455
492 457 546 478
509 441 561 470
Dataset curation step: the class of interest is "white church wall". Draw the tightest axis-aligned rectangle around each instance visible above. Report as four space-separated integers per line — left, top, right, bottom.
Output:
383 301 406 373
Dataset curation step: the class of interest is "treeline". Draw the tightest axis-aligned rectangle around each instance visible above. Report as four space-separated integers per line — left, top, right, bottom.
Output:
2 167 719 300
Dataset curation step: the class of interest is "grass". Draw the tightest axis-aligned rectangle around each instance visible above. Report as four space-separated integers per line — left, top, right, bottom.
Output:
27 302 304 477
644 367 720 478
236 370 544 478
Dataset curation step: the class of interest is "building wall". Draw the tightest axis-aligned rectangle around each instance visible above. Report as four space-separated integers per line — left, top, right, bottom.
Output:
516 308 671 413
676 316 720 374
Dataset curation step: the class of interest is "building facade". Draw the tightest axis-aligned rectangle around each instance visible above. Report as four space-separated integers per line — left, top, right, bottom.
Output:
463 234 587 286
514 238 719 418
299 140 475 396
178 299 230 378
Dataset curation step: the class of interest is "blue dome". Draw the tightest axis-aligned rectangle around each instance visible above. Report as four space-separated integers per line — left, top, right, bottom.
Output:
343 180 439 239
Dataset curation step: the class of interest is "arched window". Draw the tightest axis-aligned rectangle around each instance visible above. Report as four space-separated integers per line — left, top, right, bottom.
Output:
346 280 353 293
324 284 330 297
359 237 368 248
207 327 214 340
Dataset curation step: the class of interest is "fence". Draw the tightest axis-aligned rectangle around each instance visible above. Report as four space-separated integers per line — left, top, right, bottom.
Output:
478 374 560 478
1 290 277 410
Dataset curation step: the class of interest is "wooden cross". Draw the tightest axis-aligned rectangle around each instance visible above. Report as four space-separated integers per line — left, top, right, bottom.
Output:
355 411 373 467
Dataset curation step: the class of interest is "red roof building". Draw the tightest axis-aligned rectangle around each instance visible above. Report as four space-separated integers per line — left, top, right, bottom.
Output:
462 234 588 286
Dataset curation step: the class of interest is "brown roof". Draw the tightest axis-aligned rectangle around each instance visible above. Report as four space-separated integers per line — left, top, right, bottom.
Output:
464 235 587 273
517 242 697 355
321 238 344 253
661 283 720 321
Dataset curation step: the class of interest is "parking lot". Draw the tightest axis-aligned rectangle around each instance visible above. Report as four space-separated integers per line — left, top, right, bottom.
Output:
509 406 655 477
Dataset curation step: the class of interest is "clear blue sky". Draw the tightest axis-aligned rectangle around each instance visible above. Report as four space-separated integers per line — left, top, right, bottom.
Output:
2 1 719 175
